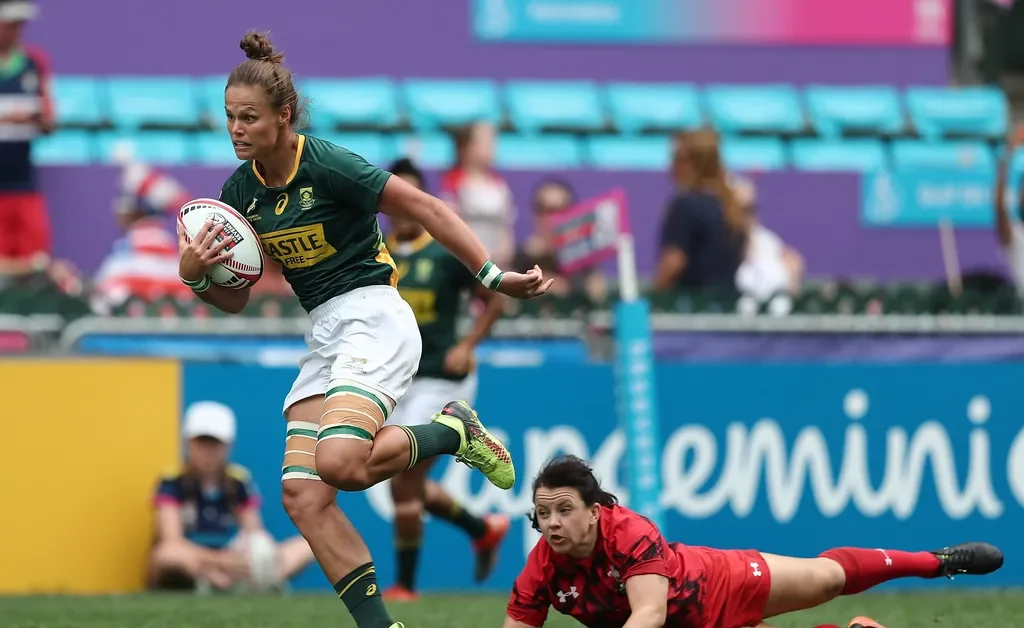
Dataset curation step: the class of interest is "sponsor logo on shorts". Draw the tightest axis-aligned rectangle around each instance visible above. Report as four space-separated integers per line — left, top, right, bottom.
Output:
259 223 338 270
750 561 762 577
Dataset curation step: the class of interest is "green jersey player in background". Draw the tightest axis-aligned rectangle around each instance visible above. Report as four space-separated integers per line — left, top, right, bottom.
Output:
382 158 509 602
175 31 553 628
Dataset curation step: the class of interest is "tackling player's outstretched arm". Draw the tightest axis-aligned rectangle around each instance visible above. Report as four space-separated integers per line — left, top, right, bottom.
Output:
623 573 669 628
502 617 541 628
378 174 553 300
176 220 251 314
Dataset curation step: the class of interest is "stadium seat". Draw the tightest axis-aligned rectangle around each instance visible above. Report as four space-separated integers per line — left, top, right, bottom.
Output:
32 130 95 165
719 137 788 171
302 78 401 131
584 136 670 170
604 82 703 134
803 85 905 138
393 133 455 170
402 79 501 130
790 138 888 172
52 75 105 128
94 131 193 166
199 75 228 126
105 77 201 129
703 84 805 135
320 133 395 166
504 80 606 133
890 140 995 171
193 132 243 167
904 86 1007 140
496 134 582 170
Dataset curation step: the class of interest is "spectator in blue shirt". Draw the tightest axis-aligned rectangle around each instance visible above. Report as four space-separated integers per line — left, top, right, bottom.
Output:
148 401 314 592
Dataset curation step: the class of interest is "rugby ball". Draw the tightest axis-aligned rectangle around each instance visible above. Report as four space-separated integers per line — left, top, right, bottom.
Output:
177 197 264 289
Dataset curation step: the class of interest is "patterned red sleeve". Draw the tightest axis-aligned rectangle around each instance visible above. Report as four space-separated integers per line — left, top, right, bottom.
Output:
614 511 671 580
506 542 551 627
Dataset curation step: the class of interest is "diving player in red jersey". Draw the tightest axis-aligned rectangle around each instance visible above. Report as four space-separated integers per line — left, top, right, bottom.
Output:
504 455 1004 628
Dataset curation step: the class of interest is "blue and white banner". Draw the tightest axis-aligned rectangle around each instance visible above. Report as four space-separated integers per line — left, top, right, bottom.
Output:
861 170 1013 228
182 361 1024 592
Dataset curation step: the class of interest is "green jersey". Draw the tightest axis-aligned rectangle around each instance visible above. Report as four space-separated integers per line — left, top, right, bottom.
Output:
218 134 398 313
388 232 477 381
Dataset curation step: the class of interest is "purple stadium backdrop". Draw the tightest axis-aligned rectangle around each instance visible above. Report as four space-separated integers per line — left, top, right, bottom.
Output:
43 168 1006 279
30 0 970 280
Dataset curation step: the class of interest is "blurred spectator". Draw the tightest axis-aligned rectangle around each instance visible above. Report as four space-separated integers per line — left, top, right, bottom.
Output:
440 122 516 267
148 401 314 593
91 156 193 314
0 0 53 276
653 129 747 294
993 124 1024 295
733 175 805 306
511 177 609 300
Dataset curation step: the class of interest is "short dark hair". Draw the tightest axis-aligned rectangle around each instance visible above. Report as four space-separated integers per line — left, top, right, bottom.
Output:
227 31 305 128
389 157 426 190
528 455 618 531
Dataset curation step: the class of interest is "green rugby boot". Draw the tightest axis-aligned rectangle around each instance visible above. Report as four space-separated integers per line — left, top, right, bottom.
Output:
432 400 515 490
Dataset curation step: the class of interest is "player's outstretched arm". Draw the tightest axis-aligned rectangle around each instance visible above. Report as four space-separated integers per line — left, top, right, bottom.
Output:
623 573 669 628
378 175 553 299
176 220 251 314
502 616 541 628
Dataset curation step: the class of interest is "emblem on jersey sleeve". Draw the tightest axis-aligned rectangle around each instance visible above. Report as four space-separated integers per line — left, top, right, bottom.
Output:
299 187 315 210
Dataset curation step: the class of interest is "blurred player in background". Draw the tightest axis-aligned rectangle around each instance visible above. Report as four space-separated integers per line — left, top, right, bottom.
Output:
177 31 551 628
0 0 53 276
504 455 1003 628
148 401 314 593
383 157 510 601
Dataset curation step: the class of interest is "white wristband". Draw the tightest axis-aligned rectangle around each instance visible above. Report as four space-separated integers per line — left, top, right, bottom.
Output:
476 260 504 291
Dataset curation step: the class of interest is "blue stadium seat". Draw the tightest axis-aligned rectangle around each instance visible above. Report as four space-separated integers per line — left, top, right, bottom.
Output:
393 133 455 170
32 130 95 165
704 84 805 135
199 76 228 126
604 82 703 134
504 80 606 133
719 137 788 171
584 136 670 171
890 140 995 171
52 76 105 127
193 132 242 167
496 134 582 170
1010 147 1024 177
402 79 501 130
320 133 395 167
105 77 201 129
302 78 400 131
94 131 193 166
803 85 905 138
790 139 888 172
904 86 1007 139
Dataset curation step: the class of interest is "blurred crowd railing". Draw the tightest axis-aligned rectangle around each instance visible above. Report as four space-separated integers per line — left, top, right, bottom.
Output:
4 273 1024 356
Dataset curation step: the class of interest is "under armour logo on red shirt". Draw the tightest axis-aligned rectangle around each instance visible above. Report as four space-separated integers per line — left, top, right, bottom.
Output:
556 586 579 603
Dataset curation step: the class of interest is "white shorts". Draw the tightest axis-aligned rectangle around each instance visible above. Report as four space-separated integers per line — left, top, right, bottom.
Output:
388 373 479 427
283 285 422 416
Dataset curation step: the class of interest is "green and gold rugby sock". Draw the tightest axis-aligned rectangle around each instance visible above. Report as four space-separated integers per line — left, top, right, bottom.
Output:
333 563 392 628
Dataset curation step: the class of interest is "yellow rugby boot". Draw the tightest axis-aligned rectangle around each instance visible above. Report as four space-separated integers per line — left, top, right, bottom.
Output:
431 400 515 490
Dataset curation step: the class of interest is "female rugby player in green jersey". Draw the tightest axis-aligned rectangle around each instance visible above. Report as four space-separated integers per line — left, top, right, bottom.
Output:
176 31 552 628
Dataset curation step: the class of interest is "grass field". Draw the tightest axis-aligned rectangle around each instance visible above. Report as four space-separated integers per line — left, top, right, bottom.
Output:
0 590 1022 628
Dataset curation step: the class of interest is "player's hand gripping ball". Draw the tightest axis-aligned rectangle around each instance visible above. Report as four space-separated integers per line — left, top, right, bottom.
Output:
177 198 264 289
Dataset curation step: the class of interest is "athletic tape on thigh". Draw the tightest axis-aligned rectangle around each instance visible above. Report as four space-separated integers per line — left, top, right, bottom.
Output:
282 420 321 482
318 379 395 443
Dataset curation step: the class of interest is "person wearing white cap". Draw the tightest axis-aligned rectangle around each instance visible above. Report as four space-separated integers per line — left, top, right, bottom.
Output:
148 401 314 593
